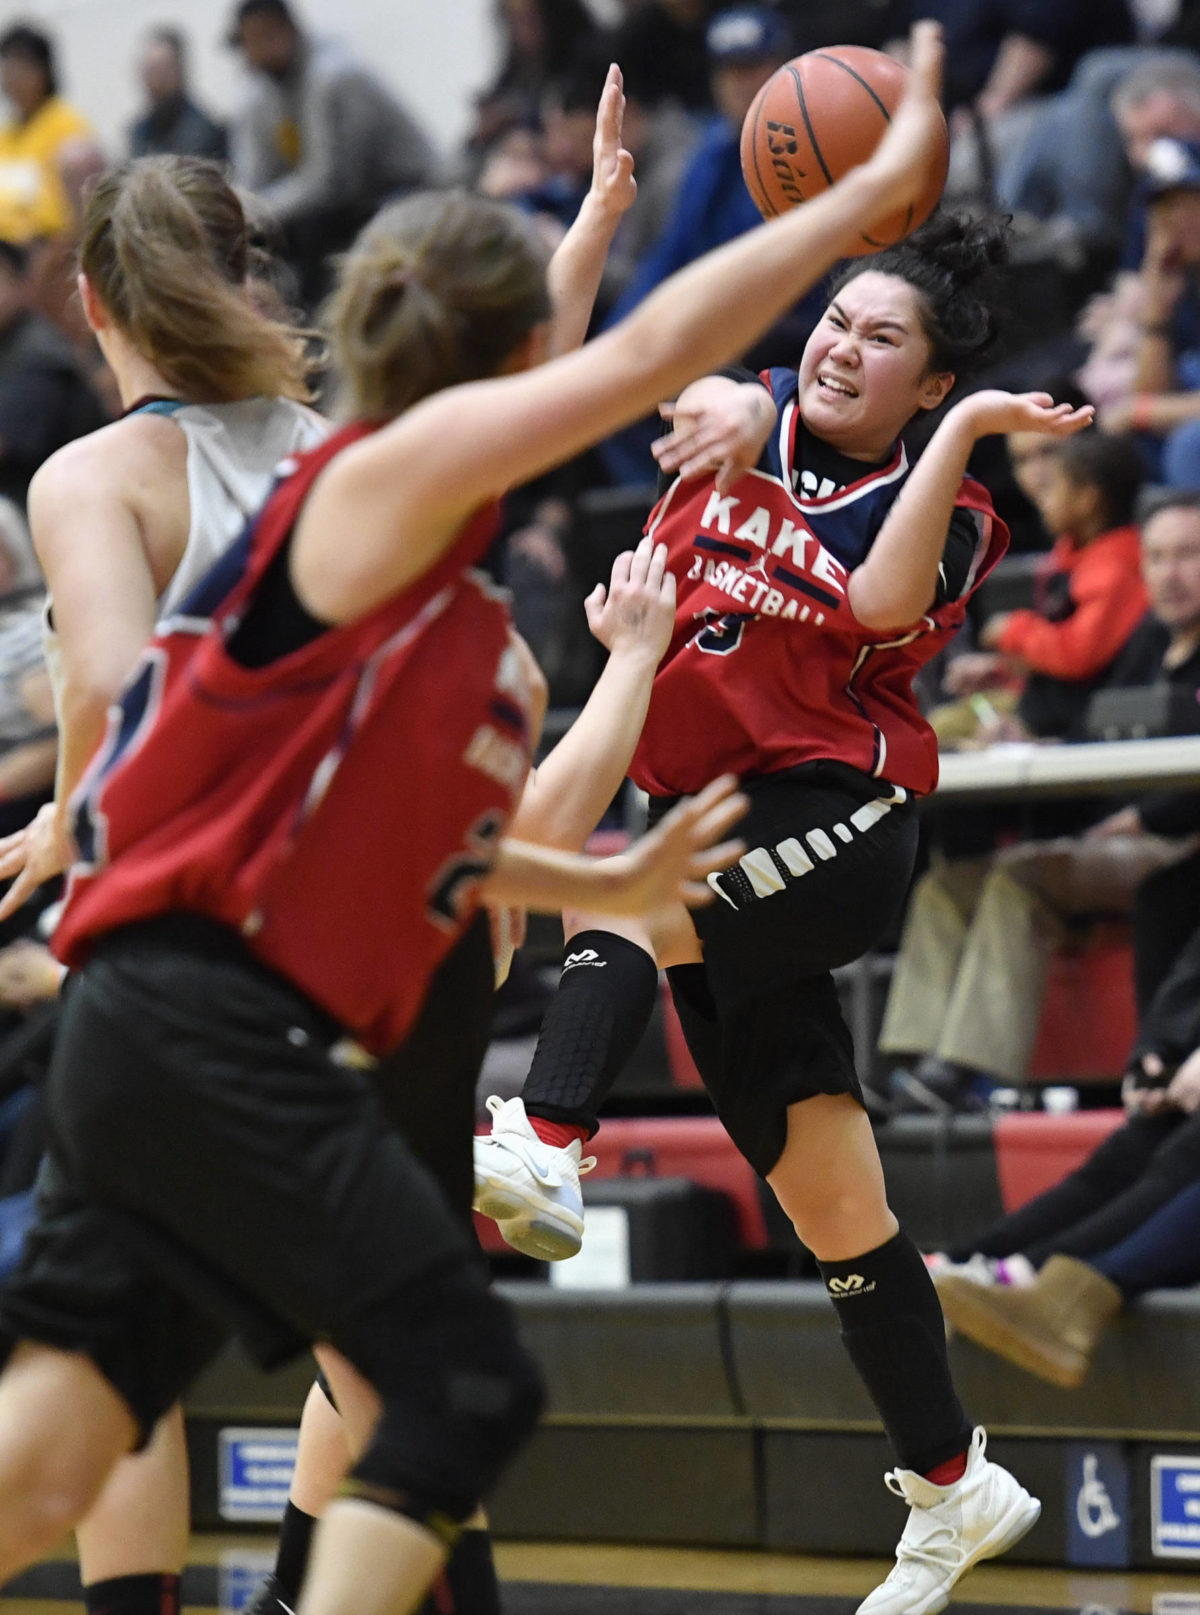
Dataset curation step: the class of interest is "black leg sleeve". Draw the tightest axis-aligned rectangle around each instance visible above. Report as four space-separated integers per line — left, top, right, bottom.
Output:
520 931 659 1137
819 1230 972 1476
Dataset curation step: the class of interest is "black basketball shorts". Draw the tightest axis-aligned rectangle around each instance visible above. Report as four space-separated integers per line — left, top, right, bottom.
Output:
651 761 919 1177
0 915 490 1442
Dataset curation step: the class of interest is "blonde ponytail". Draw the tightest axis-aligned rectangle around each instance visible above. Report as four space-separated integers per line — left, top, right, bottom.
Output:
81 156 314 404
325 190 551 421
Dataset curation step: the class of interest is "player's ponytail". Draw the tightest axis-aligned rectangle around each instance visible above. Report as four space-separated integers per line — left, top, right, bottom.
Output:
80 156 313 403
834 210 1010 374
325 189 551 421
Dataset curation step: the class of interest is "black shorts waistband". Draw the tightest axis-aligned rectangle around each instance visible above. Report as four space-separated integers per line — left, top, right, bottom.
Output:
647 760 908 827
87 912 346 1046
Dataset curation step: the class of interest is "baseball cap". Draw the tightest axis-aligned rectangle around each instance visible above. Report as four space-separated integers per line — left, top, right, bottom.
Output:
706 7 792 66
1144 137 1200 199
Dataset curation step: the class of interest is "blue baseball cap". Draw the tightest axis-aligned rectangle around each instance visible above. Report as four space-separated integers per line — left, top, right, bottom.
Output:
706 7 792 66
1144 137 1200 198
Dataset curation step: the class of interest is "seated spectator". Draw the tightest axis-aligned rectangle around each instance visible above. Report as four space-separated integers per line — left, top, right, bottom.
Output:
889 0 1135 207
130 27 227 162
0 24 99 247
469 0 601 155
879 485 1200 1108
0 499 56 831
934 914 1200 1387
0 240 106 510
613 0 716 115
942 430 1148 742
228 0 437 304
1096 136 1200 484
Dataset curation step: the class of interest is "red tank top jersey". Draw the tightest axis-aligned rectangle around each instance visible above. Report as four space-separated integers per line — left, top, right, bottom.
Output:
630 459 1008 799
55 423 530 1053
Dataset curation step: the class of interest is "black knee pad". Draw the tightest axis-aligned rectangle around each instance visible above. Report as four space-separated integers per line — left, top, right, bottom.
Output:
346 1265 545 1530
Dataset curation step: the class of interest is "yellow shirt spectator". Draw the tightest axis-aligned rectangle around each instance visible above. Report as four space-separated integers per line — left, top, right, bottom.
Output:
0 96 94 242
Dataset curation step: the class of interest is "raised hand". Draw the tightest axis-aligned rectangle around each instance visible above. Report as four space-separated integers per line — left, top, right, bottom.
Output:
588 63 637 223
585 535 676 661
957 390 1095 442
863 21 946 212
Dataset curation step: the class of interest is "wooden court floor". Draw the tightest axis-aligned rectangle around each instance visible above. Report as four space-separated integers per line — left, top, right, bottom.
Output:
2 1537 1198 1614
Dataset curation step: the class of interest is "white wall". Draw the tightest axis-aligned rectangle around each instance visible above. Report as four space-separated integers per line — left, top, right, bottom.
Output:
8 0 500 159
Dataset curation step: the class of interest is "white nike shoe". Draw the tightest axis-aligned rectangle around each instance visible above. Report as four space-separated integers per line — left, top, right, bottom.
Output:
473 1095 595 1260
857 1427 1041 1615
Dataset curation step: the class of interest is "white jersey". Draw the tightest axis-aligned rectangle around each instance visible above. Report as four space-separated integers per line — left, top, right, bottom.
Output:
44 396 328 703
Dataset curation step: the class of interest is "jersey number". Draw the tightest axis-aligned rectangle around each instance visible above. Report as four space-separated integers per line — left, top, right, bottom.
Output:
427 809 506 931
691 610 752 656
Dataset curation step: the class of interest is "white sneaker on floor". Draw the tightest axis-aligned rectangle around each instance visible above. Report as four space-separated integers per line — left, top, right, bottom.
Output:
473 1095 595 1260
857 1427 1041 1615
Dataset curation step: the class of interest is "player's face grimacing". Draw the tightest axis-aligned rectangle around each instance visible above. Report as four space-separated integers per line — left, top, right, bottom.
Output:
796 271 954 461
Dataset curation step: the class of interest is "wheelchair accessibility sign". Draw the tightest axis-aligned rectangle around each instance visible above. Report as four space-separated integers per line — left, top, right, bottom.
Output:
1151 1454 1200 1559
1066 1443 1129 1567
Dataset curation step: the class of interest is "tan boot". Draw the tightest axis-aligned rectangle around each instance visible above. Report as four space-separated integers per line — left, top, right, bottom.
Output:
936 1255 1122 1389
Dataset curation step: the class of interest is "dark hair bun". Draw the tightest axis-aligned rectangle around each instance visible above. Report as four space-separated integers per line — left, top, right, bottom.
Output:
832 208 1011 375
903 210 1010 285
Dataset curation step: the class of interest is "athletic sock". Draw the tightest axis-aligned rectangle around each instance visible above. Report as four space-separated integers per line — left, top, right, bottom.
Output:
924 1451 969 1486
83 1573 181 1615
521 931 659 1137
817 1229 973 1477
273 1499 317 1605
527 1117 589 1150
415 1528 501 1614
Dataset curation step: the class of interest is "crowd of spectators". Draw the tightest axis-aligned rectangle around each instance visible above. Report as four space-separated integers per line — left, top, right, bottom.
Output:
0 0 1200 1310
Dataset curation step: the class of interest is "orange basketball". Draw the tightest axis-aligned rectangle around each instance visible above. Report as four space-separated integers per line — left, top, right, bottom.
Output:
740 45 949 255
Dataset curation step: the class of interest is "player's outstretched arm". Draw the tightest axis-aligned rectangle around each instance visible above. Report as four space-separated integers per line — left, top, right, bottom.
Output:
652 376 778 494
847 390 1094 631
0 434 162 921
510 536 674 852
545 63 637 359
484 773 746 916
292 24 946 625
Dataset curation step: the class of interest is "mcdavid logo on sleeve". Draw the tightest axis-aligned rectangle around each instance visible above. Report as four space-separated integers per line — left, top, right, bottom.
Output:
827 1275 876 1297
562 949 606 972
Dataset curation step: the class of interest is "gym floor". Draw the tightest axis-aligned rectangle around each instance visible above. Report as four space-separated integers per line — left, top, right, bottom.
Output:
1 1539 1196 1614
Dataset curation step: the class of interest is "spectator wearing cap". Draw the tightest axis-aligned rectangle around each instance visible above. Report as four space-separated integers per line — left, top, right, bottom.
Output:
0 25 98 246
1098 137 1200 486
228 0 437 304
130 28 226 162
0 240 105 511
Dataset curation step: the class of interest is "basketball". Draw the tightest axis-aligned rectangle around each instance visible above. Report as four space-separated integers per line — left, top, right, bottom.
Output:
740 45 949 255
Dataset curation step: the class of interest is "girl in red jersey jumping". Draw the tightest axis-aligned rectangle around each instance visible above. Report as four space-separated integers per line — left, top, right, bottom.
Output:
475 217 1094 1615
0 27 950 1615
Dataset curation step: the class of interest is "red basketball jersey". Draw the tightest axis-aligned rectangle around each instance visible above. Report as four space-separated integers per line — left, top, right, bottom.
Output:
630 461 1007 798
55 423 530 1053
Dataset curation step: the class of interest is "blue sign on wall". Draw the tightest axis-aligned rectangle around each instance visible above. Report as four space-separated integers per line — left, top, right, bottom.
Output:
1065 1442 1130 1568
1151 1454 1200 1560
218 1426 299 1523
